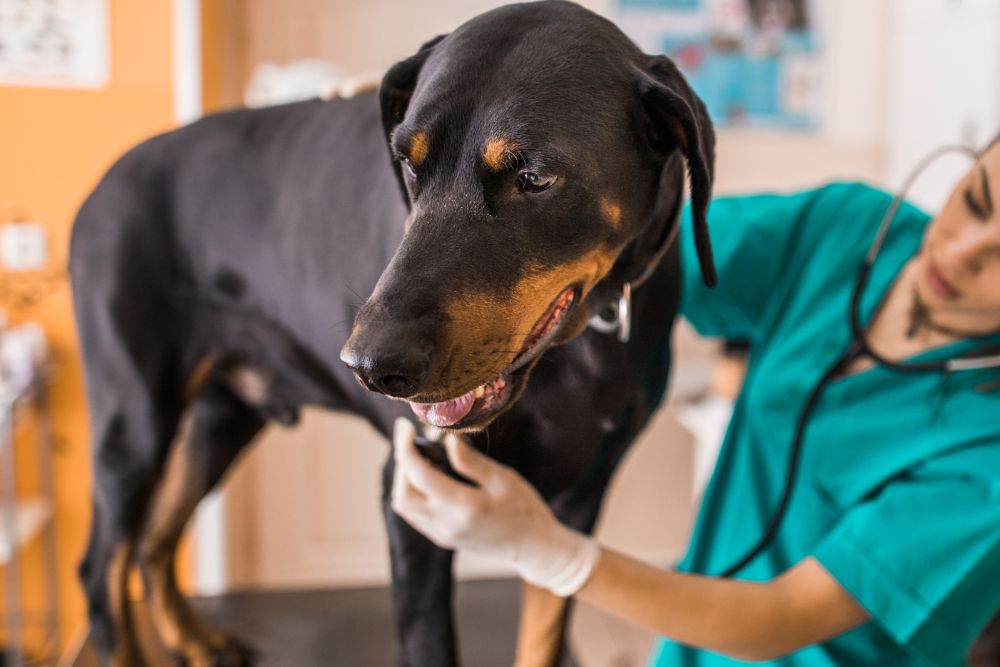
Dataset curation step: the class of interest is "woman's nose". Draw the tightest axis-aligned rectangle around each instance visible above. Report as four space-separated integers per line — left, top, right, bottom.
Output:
943 225 996 273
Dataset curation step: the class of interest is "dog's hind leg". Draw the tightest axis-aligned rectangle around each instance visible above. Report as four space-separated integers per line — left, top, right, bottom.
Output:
79 397 182 667
79 519 141 667
137 378 264 667
76 336 185 666
381 454 459 667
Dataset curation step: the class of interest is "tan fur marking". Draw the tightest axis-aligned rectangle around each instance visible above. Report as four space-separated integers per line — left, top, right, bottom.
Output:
425 246 620 399
514 582 568 667
410 131 429 167
141 414 196 653
139 414 236 665
600 198 622 227
220 363 269 406
483 137 519 171
106 541 141 667
182 356 215 406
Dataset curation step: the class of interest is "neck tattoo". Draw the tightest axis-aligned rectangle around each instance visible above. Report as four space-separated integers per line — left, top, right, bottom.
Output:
907 289 992 339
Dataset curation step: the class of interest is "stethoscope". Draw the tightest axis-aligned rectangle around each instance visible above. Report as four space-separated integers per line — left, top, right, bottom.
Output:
718 144 1000 579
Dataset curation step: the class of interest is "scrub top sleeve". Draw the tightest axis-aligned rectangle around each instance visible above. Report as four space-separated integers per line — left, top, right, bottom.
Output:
812 442 1000 667
679 183 873 341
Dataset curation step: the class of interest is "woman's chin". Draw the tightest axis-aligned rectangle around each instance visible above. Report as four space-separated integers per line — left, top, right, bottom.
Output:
914 278 942 310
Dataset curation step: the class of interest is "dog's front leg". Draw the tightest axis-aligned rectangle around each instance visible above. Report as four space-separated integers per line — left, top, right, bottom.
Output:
515 582 571 667
513 430 638 667
382 455 459 667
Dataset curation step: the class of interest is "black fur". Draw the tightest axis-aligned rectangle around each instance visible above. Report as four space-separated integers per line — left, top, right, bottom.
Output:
70 2 714 665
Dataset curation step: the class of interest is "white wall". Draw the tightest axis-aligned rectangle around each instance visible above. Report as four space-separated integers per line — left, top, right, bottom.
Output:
885 0 1000 211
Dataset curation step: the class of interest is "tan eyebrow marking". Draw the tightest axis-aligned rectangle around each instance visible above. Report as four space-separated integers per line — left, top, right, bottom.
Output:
483 138 519 172
600 198 622 227
410 131 429 167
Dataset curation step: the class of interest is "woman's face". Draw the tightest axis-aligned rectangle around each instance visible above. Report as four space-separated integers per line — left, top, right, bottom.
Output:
915 140 1000 326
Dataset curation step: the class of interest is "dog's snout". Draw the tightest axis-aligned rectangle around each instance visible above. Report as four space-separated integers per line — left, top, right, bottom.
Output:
340 341 430 399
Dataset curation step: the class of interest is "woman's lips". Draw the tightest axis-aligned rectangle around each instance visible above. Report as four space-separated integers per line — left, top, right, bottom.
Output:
925 261 961 301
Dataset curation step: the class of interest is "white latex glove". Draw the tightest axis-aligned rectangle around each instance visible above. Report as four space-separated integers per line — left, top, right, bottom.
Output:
391 417 601 597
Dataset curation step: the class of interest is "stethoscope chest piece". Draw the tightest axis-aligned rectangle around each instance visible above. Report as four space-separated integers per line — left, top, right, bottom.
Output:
588 281 632 343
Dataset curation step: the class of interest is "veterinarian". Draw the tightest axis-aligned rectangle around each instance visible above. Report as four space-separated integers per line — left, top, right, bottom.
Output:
392 131 1000 667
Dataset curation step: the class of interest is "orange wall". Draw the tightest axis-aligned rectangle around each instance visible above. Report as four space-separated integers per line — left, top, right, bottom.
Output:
0 0 177 651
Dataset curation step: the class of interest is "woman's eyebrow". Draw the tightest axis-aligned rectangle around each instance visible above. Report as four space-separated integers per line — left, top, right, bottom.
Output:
979 166 994 216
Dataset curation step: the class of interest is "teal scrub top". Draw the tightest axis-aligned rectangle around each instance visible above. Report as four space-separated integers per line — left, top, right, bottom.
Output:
649 183 1000 667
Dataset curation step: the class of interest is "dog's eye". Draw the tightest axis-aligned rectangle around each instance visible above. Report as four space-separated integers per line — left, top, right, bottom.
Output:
517 172 556 194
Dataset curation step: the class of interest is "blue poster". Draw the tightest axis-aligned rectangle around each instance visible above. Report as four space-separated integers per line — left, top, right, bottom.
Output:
616 0 822 129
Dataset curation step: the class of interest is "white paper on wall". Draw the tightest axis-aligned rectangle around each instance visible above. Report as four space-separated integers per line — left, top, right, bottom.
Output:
0 0 109 88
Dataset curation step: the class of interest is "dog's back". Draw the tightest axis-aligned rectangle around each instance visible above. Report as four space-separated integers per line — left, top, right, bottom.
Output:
70 93 404 423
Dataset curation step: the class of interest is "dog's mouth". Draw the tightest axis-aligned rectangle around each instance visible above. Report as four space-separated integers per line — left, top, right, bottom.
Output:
407 286 577 430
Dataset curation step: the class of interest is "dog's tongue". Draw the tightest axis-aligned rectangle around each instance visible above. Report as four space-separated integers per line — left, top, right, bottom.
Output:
409 390 476 427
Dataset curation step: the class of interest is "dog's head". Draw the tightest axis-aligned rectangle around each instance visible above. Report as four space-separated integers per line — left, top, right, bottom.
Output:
341 1 715 431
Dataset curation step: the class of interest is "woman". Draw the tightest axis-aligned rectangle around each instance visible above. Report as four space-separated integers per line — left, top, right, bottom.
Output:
391 133 1000 666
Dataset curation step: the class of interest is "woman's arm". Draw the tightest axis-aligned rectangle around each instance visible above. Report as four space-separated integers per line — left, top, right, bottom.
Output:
578 550 868 661
390 419 870 662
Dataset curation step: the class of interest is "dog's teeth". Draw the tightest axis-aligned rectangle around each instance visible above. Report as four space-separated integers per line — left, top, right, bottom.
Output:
474 385 486 398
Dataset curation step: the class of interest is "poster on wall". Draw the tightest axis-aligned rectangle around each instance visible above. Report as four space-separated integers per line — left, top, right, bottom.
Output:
616 0 822 129
0 0 109 88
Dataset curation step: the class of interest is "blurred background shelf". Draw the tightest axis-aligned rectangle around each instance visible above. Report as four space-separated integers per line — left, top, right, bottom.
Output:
0 323 59 667
0 497 52 565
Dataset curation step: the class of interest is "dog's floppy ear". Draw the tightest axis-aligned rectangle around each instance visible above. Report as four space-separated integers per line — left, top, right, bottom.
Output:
380 35 447 207
636 56 717 287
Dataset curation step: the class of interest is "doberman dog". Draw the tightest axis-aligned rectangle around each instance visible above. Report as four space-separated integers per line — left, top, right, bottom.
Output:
69 2 716 665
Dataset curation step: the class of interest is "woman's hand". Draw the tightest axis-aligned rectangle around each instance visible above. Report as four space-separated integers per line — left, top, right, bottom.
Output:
390 417 600 597
391 418 868 656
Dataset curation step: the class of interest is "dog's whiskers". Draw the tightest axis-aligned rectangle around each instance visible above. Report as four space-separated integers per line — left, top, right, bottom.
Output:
344 282 367 305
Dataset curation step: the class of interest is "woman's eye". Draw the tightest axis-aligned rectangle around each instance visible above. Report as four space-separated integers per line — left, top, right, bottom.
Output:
517 172 557 194
964 188 988 220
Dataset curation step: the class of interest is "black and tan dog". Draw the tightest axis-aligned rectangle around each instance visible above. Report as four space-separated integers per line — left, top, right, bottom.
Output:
70 2 715 665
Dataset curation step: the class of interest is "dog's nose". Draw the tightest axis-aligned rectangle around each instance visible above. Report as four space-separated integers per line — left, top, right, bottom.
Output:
340 343 430 398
